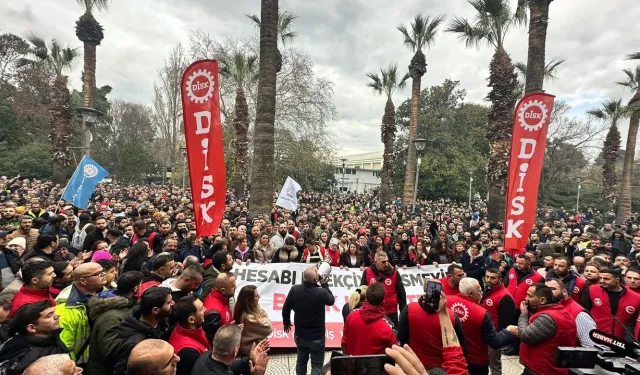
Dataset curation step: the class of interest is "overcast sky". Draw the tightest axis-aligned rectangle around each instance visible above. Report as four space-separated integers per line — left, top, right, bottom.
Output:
2 0 639 156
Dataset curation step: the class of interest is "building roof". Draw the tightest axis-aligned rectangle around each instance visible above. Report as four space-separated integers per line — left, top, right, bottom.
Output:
333 151 383 165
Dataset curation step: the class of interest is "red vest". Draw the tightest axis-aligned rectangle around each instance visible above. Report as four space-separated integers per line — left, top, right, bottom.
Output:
447 294 489 365
560 297 586 320
482 284 513 330
520 304 577 375
588 285 640 337
9 286 56 318
407 303 455 369
168 323 212 355
506 268 543 306
137 280 161 299
364 267 399 315
203 290 233 325
569 276 586 303
326 249 341 267
438 277 459 296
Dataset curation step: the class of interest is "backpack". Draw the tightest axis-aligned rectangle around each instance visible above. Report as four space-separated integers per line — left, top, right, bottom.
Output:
71 223 91 250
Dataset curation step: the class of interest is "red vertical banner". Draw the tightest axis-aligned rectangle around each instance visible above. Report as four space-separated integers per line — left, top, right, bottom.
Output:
180 60 226 236
504 93 555 255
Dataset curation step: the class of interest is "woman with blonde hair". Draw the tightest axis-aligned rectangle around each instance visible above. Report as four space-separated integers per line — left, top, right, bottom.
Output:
342 285 367 322
233 285 273 356
253 232 276 263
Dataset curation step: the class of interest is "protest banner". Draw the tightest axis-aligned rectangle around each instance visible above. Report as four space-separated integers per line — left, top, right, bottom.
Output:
233 263 449 348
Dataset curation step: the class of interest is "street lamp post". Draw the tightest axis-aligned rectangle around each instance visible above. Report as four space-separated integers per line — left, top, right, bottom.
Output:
576 178 581 214
468 170 474 209
412 139 426 214
75 107 103 158
341 158 347 194
181 147 187 191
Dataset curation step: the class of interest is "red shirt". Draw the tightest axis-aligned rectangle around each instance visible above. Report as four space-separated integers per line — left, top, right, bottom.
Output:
10 286 56 318
203 290 233 326
168 323 212 355
342 303 398 355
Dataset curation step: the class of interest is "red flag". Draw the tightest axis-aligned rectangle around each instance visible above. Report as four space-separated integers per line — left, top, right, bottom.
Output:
504 93 555 255
180 60 226 236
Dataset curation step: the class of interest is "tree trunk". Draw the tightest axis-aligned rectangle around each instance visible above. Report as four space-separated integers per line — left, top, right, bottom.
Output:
403 75 421 206
602 123 621 213
486 47 518 222
380 97 397 205
617 93 640 222
51 76 72 185
525 0 551 94
249 0 279 216
82 41 97 107
234 87 249 200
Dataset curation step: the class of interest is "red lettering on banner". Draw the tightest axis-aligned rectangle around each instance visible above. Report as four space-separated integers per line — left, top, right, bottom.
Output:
180 61 226 236
504 94 555 255
273 293 286 310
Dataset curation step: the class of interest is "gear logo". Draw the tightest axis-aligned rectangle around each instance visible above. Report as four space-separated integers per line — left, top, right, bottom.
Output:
594 298 602 306
509 273 514 280
451 302 469 322
518 99 549 132
185 69 215 104
83 164 98 178
485 299 493 307
525 278 533 285
385 278 392 286
626 306 635 314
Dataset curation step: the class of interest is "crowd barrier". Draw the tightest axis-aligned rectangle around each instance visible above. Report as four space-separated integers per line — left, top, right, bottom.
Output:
233 263 450 348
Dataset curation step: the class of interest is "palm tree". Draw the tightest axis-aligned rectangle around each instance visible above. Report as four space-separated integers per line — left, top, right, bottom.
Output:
627 52 640 60
246 10 297 72
615 67 640 222
587 99 628 213
524 0 553 93
446 0 527 222
16 34 79 184
249 0 279 215
219 51 258 200
397 14 445 207
367 64 409 204
514 57 564 95
75 0 109 107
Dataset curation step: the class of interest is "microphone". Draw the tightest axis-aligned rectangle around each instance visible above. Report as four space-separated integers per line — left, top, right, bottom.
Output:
589 329 640 358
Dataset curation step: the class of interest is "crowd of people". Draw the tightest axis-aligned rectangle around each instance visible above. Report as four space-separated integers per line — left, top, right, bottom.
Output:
0 176 638 375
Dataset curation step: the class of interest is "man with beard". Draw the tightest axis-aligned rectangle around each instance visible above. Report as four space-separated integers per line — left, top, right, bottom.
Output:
537 253 558 278
203 272 236 326
526 233 541 253
269 223 292 250
545 278 596 347
201 249 233 300
138 253 175 298
287 219 300 239
360 251 407 326
516 284 577 375
504 255 544 307
168 295 210 375
160 264 204 302
87 271 144 375
439 264 465 296
0 206 19 230
481 269 517 375
113 287 174 375
11 216 38 254
581 268 640 338
0 300 68 374
9 260 56 318
81 216 107 251
546 256 586 303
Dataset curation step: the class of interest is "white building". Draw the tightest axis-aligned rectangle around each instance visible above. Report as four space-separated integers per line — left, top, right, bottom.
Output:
333 151 383 194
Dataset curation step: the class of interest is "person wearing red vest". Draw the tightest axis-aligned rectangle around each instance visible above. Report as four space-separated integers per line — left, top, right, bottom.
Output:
137 253 174 299
625 268 640 294
505 255 543 306
545 278 596 347
203 273 236 326
342 282 398 355
360 251 406 326
518 283 578 375
580 268 640 338
482 268 518 375
545 256 586 303
397 280 467 371
10 260 56 318
168 295 211 375
439 264 465 296
448 277 515 375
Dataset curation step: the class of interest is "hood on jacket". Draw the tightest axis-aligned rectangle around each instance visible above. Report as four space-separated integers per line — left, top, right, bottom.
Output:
117 306 155 340
88 293 134 321
141 272 165 284
359 302 386 323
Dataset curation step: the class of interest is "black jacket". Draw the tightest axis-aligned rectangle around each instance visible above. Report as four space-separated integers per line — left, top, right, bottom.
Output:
461 252 487 289
282 281 335 340
0 248 20 274
190 351 250 375
112 306 169 375
110 236 130 256
0 331 68 375
22 247 57 263
387 248 414 267
82 229 105 251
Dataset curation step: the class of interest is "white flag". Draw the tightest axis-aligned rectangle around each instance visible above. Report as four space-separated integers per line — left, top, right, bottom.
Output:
275 177 302 211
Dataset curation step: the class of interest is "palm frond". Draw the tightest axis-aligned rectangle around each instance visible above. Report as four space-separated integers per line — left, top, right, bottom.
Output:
626 52 640 60
278 11 298 46
366 72 383 94
513 0 529 27
446 17 487 49
586 109 605 119
245 14 261 28
544 57 565 81
14 57 37 69
76 0 110 12
422 14 446 49
616 67 640 92
23 32 48 60
514 62 527 77
396 24 416 51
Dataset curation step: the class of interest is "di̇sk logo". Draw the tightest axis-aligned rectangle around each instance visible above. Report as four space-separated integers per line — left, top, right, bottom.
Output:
385 278 392 286
594 298 602 306
518 99 549 132
509 273 515 280
485 299 493 307
525 279 533 285
369 278 376 285
626 306 636 314
185 69 215 104
451 302 469 322
83 164 99 178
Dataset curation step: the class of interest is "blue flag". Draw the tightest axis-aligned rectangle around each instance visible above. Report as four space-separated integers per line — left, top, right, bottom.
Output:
62 156 109 209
